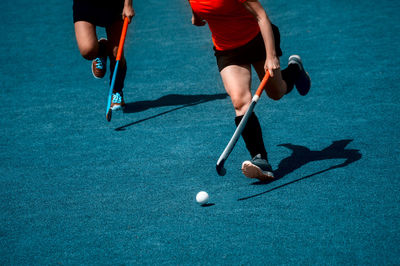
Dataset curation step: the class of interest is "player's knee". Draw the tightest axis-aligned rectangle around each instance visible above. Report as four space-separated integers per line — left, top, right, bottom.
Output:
266 88 284 101
80 46 97 60
110 46 126 61
268 92 284 101
111 46 119 58
232 98 248 114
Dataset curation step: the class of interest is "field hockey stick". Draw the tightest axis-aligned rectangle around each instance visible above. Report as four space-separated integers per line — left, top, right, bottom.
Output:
216 72 270 176
106 17 129 122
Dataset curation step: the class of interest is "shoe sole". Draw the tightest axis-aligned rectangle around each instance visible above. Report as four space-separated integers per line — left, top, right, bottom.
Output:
111 105 122 111
111 104 125 111
241 161 274 181
92 71 104 79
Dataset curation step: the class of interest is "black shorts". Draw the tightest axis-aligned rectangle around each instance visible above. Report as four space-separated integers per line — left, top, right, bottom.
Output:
214 24 283 72
73 0 124 27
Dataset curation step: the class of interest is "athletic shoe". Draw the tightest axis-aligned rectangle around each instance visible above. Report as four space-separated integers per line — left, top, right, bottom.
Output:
110 92 126 111
288 55 311 96
241 154 274 181
91 38 108 79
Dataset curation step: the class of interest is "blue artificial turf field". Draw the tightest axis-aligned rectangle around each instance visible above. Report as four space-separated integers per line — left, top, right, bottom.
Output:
1 0 399 264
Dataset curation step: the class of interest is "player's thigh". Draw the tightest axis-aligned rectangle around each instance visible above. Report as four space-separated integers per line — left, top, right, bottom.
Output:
220 64 252 114
74 21 98 59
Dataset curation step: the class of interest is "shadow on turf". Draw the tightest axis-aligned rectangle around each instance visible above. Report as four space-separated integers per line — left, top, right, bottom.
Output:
239 139 362 201
115 93 228 131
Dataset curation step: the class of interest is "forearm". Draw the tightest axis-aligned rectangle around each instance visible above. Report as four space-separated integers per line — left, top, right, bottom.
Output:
124 0 132 8
256 12 276 58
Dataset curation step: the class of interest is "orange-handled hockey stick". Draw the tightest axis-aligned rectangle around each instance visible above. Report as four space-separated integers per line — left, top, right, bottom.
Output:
106 17 129 122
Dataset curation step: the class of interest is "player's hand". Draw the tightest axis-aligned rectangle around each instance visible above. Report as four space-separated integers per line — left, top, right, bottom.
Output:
123 6 135 23
265 55 280 78
192 13 206 26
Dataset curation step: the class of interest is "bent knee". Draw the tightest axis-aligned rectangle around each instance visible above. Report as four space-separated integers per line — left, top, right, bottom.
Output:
231 97 251 115
79 46 98 60
267 91 284 101
266 87 285 101
110 46 125 60
111 46 118 57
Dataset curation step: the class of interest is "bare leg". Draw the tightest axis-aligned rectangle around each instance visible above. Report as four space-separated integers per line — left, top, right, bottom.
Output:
220 64 272 179
252 60 287 100
74 21 99 60
220 64 252 116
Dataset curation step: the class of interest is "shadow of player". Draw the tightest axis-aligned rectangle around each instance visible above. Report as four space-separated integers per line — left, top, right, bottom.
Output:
123 93 227 113
239 139 362 201
115 93 227 131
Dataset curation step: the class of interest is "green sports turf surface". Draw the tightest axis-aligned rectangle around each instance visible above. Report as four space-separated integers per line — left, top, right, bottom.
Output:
1 0 399 264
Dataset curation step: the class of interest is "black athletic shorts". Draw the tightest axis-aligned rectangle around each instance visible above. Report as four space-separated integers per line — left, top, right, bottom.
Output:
214 24 282 72
73 0 124 27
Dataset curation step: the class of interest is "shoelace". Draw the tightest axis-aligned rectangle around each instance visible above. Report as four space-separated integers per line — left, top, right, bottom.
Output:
95 58 104 69
112 93 122 104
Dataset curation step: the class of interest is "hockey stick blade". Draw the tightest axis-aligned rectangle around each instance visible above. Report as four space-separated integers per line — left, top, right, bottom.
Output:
216 159 226 176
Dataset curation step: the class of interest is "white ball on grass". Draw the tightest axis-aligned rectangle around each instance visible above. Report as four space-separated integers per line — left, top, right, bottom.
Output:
196 191 209 205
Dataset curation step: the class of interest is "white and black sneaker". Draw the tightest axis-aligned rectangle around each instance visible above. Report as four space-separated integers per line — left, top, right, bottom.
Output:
288 55 311 96
242 154 274 181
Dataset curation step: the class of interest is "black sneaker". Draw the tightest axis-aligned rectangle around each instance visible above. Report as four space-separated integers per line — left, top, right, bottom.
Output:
288 55 311 96
241 154 274 181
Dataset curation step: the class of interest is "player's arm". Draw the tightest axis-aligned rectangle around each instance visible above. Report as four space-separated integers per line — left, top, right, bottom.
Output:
242 0 279 77
123 0 135 23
